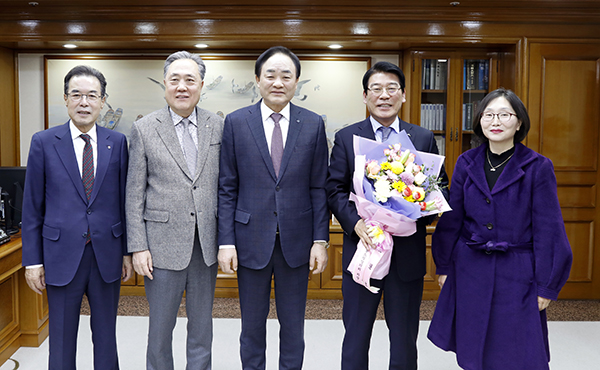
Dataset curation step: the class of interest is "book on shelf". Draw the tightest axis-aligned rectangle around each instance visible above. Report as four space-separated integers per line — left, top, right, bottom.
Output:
422 59 430 90
464 59 489 91
435 135 446 157
462 103 473 130
420 103 446 131
422 59 447 90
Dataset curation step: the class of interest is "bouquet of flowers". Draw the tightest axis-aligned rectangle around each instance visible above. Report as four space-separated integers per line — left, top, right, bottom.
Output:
348 130 451 293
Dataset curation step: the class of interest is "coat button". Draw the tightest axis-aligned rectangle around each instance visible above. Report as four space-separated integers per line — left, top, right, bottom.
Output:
486 223 493 230
276 186 280 191
82 232 88 238
193 186 197 190
87 209 92 214
486 198 491 204
191 212 195 216
274 211 278 216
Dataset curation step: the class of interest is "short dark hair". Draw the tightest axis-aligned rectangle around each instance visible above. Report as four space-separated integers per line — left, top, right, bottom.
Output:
255 46 301 79
164 51 206 80
63 65 107 97
473 87 530 144
362 61 406 93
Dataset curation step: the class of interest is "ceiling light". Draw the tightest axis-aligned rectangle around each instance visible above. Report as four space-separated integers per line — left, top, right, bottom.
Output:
328 44 343 49
63 44 78 49
195 43 209 49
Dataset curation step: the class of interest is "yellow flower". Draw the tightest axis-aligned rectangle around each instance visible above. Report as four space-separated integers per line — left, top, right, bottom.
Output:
380 162 392 171
367 225 385 244
392 180 406 192
390 161 404 174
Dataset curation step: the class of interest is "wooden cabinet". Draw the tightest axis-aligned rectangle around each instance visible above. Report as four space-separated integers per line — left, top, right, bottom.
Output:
122 225 346 299
407 50 501 178
0 235 49 365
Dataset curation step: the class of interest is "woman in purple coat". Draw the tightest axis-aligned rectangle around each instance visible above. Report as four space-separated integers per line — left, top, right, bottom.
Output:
427 88 572 370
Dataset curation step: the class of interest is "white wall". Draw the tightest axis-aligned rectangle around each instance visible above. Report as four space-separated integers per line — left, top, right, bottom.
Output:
18 54 46 165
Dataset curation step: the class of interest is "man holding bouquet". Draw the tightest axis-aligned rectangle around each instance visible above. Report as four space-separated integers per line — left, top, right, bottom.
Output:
326 61 449 370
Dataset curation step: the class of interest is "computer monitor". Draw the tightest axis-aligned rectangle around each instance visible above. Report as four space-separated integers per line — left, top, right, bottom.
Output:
0 166 27 234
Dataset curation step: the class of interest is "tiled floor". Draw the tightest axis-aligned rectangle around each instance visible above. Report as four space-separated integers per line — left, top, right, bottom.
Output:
2 317 599 369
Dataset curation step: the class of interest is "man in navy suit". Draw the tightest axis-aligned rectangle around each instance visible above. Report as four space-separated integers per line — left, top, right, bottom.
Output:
327 61 449 369
218 46 330 370
22 65 132 370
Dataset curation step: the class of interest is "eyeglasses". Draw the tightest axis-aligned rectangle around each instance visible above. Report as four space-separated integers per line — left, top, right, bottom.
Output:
367 85 401 96
481 112 517 123
67 92 103 103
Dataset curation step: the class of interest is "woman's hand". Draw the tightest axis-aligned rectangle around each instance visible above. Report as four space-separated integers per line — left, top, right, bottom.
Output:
538 296 551 311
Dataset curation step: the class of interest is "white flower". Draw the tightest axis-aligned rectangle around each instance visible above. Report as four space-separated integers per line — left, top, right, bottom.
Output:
373 178 392 203
414 172 428 186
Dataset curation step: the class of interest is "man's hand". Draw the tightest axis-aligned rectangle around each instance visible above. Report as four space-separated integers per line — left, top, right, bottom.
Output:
25 266 46 295
309 243 328 274
354 219 375 250
133 250 154 280
218 249 238 274
438 274 448 289
538 296 551 311
122 255 133 282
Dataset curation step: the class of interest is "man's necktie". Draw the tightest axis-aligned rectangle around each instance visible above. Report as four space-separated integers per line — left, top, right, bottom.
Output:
181 118 198 176
81 134 94 201
380 126 393 142
81 133 94 244
270 113 284 178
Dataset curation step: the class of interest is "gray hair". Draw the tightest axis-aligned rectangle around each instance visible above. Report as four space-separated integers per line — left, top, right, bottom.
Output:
163 51 206 80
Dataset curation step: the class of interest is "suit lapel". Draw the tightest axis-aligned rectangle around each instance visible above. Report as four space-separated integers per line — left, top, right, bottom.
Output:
54 122 88 203
247 102 278 181
90 126 113 204
465 145 493 197
490 143 535 195
194 107 212 182
277 103 302 182
357 118 376 140
154 107 194 180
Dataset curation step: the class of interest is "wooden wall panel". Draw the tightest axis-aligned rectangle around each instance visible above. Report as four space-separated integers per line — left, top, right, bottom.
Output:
528 42 600 299
0 47 18 166
564 221 594 282
540 59 598 170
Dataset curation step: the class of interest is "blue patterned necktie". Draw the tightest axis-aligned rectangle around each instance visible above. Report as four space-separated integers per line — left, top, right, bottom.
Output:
380 126 393 142
270 113 283 177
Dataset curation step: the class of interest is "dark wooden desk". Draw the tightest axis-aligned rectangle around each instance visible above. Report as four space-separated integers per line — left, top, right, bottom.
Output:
0 233 49 366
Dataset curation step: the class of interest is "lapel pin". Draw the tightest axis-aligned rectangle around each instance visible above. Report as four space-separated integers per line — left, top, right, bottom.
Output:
107 145 111 149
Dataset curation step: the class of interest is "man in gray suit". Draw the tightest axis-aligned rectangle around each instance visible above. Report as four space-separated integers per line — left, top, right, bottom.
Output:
126 51 224 370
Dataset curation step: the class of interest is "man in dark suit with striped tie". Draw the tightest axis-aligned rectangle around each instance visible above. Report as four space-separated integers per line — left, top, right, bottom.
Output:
22 65 132 370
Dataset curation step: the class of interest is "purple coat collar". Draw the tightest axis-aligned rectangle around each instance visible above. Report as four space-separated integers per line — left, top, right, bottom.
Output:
462 143 538 196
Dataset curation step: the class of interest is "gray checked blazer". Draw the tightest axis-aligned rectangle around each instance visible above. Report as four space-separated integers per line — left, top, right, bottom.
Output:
125 106 224 270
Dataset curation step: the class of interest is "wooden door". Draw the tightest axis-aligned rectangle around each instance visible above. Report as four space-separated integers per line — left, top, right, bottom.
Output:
527 42 600 299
